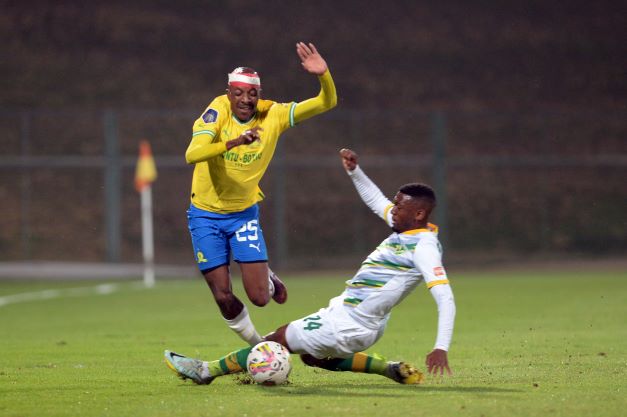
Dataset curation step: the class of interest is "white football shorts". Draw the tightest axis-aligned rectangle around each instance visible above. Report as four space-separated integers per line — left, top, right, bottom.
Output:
285 296 386 359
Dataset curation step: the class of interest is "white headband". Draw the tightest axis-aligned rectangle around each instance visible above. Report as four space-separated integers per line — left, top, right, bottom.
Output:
228 73 261 87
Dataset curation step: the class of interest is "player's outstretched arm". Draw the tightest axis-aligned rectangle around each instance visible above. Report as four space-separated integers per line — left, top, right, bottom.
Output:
414 240 456 377
293 42 337 124
340 148 393 224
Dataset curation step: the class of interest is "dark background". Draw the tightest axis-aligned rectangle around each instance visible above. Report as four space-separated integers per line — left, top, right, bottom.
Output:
2 0 625 110
1 0 625 269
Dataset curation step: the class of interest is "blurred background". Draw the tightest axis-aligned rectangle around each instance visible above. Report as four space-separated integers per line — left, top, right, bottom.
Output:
1 0 625 274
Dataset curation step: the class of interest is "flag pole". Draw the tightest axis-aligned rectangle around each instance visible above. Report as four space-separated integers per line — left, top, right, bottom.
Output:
140 184 155 287
135 140 158 288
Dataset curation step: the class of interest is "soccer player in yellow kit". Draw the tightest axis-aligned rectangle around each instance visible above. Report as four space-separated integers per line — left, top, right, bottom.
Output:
185 42 337 345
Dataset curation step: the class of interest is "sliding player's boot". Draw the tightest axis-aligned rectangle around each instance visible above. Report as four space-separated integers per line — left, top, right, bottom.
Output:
385 362 425 384
164 350 214 385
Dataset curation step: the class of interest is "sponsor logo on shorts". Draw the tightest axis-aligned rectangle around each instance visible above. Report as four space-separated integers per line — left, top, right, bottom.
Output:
201 108 218 123
249 243 261 252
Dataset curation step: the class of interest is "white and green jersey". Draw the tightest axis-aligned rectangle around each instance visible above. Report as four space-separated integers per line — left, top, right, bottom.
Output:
343 224 446 306
343 166 455 351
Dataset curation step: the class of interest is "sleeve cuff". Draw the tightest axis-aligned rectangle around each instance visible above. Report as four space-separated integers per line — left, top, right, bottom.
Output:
346 165 362 176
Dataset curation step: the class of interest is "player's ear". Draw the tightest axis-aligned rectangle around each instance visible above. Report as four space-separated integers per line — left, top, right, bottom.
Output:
415 208 427 222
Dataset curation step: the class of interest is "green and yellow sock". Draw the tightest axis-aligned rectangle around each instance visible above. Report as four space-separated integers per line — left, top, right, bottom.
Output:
326 352 388 375
206 346 252 377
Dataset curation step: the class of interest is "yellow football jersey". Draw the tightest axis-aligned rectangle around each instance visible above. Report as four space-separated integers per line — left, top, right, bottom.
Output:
187 95 296 213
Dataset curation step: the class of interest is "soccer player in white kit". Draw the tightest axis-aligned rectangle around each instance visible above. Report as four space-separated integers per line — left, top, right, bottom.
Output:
165 148 456 385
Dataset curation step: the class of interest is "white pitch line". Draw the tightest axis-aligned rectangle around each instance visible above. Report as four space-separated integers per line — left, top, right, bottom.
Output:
0 282 144 308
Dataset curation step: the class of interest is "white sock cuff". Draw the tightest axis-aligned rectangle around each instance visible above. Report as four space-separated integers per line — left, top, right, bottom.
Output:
224 305 262 345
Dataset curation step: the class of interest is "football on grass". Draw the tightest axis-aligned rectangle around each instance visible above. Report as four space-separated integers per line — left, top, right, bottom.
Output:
246 341 292 385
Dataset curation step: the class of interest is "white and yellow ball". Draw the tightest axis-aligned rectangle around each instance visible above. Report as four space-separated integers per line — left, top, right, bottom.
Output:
246 341 292 385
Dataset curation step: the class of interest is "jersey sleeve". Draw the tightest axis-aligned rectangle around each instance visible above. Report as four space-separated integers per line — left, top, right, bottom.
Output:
185 98 228 164
292 69 337 124
266 101 298 134
347 165 394 227
413 238 456 351
413 238 449 289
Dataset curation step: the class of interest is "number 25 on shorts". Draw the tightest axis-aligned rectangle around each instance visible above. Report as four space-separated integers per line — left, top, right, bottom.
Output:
303 315 322 331
236 220 259 242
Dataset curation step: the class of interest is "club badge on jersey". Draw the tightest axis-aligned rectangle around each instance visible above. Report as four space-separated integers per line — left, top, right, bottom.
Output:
202 108 218 123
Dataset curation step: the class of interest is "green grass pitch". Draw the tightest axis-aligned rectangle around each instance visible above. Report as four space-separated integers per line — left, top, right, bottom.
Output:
1 269 625 417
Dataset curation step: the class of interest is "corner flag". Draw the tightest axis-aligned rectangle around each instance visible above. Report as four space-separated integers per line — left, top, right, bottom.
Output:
135 140 157 287
135 140 157 192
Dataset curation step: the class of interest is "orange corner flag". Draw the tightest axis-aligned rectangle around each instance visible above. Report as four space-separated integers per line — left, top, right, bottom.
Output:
135 140 157 192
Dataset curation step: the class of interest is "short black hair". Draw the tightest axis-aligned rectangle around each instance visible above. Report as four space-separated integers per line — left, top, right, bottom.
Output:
398 183 436 206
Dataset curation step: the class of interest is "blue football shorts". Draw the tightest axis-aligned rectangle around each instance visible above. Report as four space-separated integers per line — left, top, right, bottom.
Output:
187 203 268 272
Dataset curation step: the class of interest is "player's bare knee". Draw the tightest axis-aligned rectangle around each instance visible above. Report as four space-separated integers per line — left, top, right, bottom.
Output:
241 266 271 306
248 291 270 307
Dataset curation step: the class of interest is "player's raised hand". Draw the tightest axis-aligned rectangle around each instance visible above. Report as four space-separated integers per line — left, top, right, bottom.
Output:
425 349 452 377
296 42 328 75
339 148 358 171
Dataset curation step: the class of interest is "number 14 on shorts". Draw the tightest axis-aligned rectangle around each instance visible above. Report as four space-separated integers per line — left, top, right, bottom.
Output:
303 315 322 331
